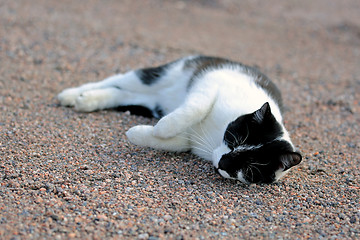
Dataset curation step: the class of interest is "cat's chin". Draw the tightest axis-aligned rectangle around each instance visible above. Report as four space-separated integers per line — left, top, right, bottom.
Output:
274 168 290 182
236 171 250 184
214 166 250 184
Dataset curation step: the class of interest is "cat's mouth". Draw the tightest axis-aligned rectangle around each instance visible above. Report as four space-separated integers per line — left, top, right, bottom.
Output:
214 166 250 184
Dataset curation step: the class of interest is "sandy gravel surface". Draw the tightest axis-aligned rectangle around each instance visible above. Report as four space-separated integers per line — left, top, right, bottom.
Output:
1 0 359 239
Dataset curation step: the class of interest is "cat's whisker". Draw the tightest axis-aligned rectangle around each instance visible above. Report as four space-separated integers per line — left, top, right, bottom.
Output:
240 125 250 145
188 127 214 151
189 126 209 144
191 145 213 155
175 132 212 155
251 162 270 166
225 129 240 147
184 132 212 151
247 166 254 181
177 135 213 154
249 164 265 181
189 132 212 150
249 164 261 174
199 122 216 149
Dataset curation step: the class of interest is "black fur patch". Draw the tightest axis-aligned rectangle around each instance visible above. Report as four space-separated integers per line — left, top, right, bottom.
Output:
114 105 154 118
136 64 168 85
153 105 165 118
252 72 284 112
184 56 233 89
224 103 283 149
113 105 165 119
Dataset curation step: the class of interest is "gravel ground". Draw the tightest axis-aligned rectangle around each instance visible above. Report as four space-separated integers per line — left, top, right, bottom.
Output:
1 0 359 239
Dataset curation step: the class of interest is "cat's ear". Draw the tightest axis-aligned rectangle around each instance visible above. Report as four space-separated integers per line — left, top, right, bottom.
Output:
279 152 302 171
253 102 272 123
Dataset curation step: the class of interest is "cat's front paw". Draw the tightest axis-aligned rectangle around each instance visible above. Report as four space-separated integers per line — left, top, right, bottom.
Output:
57 88 82 107
153 118 181 139
126 125 154 147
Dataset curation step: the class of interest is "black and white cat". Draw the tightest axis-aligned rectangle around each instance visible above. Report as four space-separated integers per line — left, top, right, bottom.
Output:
58 56 302 184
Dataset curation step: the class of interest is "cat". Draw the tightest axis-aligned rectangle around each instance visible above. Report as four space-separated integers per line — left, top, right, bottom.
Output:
57 55 302 184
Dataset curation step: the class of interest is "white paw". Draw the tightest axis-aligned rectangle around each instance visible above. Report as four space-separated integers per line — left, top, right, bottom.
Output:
126 125 154 146
153 118 179 139
74 90 110 112
57 88 82 107
74 91 99 112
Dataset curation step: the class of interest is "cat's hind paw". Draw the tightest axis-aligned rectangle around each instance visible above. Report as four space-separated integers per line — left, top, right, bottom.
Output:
74 88 122 112
57 88 82 107
74 90 103 112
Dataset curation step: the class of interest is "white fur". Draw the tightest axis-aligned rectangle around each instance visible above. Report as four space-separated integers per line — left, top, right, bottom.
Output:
275 168 290 182
212 143 231 168
218 169 232 179
237 171 249 184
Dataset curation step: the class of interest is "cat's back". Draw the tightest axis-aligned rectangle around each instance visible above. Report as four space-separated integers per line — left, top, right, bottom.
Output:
155 56 284 120
185 56 283 112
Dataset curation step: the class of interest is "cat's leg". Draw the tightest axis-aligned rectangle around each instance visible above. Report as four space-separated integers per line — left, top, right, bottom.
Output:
153 83 218 139
74 88 156 112
58 74 126 107
126 125 190 152
58 69 164 112
58 62 175 108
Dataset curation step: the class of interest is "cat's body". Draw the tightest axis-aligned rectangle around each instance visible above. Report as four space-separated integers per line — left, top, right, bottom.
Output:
58 56 301 184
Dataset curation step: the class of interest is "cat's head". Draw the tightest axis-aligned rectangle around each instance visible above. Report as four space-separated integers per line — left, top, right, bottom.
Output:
213 102 302 184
